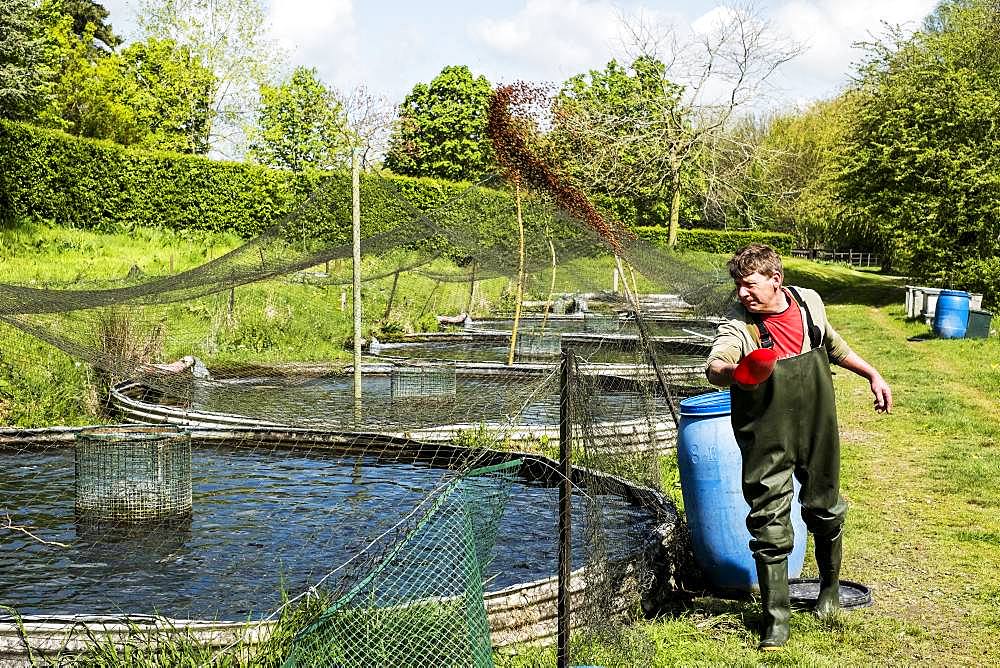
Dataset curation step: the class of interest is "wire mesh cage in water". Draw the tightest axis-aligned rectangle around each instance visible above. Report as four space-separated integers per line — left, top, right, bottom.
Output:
74 426 193 524
515 331 562 360
390 364 458 400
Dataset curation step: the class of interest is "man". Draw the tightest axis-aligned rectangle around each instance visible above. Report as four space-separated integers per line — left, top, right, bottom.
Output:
705 244 892 650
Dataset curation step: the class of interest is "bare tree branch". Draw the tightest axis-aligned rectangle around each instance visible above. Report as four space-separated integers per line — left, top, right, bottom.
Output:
554 1 803 242
2 512 69 548
335 85 396 168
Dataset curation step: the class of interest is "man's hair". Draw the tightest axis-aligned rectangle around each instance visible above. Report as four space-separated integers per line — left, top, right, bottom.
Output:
727 244 783 281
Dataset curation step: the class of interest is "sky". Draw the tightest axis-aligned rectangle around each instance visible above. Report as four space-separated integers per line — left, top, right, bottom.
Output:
101 0 940 111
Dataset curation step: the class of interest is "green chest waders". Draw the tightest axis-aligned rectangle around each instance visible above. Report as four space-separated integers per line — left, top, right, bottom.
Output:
731 344 848 563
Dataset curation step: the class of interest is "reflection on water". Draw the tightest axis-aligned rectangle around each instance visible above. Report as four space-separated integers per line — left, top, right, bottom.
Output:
1 447 656 620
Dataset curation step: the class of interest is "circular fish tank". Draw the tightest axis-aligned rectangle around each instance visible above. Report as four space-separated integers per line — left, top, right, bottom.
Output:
373 337 708 367
0 441 669 623
469 316 718 339
180 372 674 430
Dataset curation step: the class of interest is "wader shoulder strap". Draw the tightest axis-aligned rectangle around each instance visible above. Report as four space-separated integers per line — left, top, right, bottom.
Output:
747 317 774 349
786 286 823 350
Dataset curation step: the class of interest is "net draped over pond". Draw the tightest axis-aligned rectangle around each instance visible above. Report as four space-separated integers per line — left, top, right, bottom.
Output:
1 447 661 620
0 90 734 665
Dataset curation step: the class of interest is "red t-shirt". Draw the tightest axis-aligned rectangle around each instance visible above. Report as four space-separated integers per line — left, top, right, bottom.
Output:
759 289 804 359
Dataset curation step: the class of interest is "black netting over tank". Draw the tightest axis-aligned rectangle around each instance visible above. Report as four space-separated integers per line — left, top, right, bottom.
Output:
0 84 743 666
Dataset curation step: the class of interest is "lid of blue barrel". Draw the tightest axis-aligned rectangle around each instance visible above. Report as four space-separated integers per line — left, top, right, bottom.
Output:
679 390 731 417
939 289 970 297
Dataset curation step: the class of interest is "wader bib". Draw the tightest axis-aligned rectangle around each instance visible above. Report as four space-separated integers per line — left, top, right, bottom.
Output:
730 288 848 564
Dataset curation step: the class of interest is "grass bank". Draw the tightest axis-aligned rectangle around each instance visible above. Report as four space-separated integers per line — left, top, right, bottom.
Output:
0 222 519 426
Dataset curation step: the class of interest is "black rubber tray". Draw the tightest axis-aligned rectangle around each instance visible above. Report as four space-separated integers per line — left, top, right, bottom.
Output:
789 578 873 611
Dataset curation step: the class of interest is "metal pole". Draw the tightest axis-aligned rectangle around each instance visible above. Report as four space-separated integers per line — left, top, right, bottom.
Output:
557 348 574 668
352 148 362 404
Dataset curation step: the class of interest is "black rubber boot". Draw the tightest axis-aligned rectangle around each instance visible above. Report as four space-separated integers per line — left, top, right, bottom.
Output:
814 528 843 620
756 558 790 651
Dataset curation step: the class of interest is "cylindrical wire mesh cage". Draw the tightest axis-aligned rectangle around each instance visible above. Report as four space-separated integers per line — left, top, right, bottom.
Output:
515 331 562 360
390 364 458 400
74 426 193 524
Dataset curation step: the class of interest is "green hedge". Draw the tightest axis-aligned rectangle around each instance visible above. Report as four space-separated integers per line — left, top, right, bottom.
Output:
0 120 795 264
0 120 599 264
635 226 794 254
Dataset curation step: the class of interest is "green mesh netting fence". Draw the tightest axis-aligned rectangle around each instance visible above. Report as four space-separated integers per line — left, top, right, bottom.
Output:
282 460 520 668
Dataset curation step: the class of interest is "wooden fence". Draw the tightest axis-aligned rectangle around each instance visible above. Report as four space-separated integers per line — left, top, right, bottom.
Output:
791 249 881 267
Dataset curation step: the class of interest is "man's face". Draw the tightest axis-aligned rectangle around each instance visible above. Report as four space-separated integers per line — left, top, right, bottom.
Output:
735 271 782 313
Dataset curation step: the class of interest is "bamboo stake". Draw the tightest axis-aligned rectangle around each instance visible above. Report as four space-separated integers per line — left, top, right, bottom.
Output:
352 148 362 405
540 236 557 331
507 182 526 366
384 269 400 320
466 260 478 315
617 256 679 427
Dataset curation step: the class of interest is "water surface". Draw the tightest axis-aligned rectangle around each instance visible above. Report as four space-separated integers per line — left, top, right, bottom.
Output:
0 447 658 620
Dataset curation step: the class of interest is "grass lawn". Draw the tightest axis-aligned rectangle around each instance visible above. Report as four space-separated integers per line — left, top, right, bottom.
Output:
2 221 998 666
501 260 1000 667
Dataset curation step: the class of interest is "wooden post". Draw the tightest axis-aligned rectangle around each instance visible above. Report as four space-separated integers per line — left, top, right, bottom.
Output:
557 348 574 668
352 148 362 404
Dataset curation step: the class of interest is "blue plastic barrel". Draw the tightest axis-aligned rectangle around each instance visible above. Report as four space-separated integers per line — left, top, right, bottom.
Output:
932 289 971 338
677 391 807 592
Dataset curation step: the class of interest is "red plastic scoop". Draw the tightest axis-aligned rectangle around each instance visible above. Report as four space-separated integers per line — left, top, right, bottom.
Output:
733 348 780 386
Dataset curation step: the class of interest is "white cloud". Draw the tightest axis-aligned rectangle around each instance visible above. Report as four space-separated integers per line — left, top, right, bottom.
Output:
268 0 359 86
468 0 627 83
766 0 939 105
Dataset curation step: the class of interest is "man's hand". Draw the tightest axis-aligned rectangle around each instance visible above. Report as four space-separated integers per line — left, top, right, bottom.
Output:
871 374 892 413
835 352 893 414
706 359 760 390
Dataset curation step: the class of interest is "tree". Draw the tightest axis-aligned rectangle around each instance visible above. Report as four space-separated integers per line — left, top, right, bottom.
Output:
248 67 351 171
49 0 121 53
553 5 800 246
838 0 1000 280
553 57 699 228
0 0 51 120
385 65 494 181
34 1 122 130
337 84 395 169
729 97 855 248
137 0 284 156
91 37 216 152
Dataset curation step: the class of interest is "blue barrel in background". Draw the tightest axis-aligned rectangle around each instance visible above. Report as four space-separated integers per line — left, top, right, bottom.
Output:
677 391 807 592
932 289 971 338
